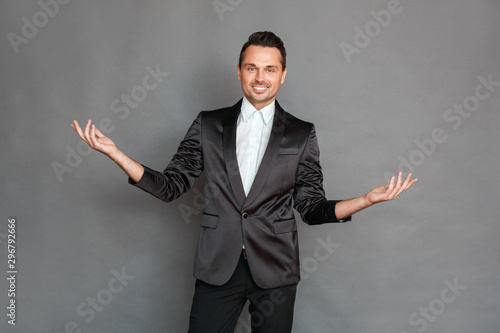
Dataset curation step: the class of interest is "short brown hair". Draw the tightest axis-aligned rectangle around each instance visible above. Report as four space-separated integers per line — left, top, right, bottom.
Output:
239 31 287 70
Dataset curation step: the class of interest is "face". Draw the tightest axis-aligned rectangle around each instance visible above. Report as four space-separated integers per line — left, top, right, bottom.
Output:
237 45 287 110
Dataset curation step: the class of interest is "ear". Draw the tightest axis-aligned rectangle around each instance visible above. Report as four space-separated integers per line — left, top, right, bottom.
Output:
237 64 242 81
280 67 287 84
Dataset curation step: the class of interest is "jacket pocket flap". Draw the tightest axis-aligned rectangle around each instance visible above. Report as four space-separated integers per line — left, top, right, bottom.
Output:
200 214 218 229
273 218 297 234
278 147 299 155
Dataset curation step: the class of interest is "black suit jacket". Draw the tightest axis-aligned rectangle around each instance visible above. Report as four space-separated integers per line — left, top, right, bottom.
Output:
130 99 350 288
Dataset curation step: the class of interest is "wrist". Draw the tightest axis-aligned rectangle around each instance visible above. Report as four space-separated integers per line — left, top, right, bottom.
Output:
108 148 123 162
361 193 374 207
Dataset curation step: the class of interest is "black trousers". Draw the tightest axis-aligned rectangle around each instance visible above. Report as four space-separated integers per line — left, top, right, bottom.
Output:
188 252 298 333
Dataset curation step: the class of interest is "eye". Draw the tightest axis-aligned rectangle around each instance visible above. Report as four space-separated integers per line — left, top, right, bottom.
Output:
267 68 276 73
247 67 256 72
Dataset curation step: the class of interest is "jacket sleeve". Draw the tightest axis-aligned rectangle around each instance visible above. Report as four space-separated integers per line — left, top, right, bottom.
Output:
128 113 204 203
293 124 351 224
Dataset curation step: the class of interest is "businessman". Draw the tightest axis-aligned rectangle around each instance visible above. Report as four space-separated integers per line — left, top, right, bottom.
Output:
71 31 417 333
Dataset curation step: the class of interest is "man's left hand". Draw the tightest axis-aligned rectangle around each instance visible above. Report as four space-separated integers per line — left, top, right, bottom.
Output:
365 172 418 205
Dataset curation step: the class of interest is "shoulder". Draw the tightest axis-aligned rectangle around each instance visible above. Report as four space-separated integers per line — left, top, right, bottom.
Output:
199 99 242 123
276 101 315 133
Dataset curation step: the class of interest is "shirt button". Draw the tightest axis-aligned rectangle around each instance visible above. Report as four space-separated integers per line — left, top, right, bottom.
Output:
242 212 249 219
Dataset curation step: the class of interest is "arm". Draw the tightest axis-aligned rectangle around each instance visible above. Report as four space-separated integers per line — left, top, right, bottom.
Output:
293 124 349 224
70 119 144 182
334 172 418 220
293 124 417 223
129 113 204 202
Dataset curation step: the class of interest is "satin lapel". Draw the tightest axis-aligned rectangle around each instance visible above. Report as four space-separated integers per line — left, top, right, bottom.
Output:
243 102 287 208
223 99 246 206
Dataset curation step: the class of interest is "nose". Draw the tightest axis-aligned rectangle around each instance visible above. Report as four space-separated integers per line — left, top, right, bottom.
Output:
255 70 265 83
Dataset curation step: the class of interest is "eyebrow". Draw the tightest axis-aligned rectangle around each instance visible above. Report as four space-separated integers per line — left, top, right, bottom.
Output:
244 63 279 69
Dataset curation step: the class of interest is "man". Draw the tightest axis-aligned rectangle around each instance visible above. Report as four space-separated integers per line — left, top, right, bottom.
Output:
71 31 417 333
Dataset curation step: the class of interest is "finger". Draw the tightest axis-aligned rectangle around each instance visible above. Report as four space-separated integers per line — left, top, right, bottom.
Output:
395 174 418 198
71 120 81 133
389 172 403 198
83 119 91 141
94 126 106 139
405 177 418 190
393 173 411 197
71 120 84 138
83 119 94 147
90 124 99 146
70 120 78 131
72 120 91 144
380 176 395 201
398 173 412 191
386 176 395 193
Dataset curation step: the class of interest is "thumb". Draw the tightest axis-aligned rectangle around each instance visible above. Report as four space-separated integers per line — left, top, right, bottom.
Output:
94 126 106 138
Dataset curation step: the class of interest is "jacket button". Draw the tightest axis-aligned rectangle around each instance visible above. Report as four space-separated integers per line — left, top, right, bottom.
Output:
242 212 249 219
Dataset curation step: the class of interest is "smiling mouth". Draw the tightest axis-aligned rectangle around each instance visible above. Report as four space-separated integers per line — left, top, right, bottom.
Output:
252 86 268 92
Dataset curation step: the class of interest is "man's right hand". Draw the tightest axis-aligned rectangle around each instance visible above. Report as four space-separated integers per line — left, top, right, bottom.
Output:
70 119 144 182
71 119 119 157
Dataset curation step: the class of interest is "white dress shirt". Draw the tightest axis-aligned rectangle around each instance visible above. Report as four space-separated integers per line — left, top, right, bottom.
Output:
236 97 275 196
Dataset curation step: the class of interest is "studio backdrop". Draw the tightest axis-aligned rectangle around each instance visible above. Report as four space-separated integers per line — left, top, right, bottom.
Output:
1 0 499 332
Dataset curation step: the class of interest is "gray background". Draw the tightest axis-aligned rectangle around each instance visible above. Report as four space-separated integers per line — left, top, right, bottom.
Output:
1 0 499 332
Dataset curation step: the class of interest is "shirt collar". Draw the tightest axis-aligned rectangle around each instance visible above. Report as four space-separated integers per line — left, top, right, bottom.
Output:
241 97 275 125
